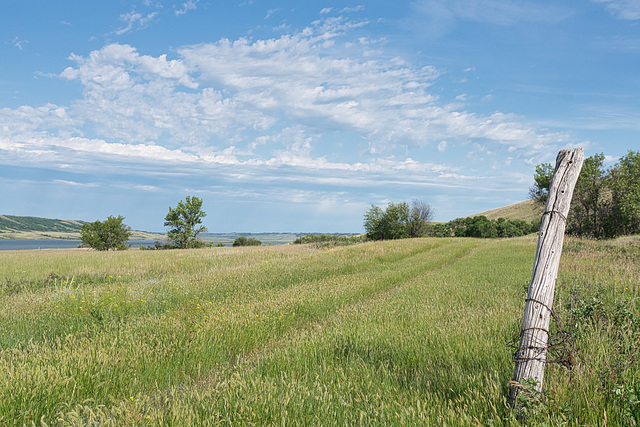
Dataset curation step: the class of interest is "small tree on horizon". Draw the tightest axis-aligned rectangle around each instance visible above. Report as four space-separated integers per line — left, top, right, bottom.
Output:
80 215 132 251
407 200 435 238
164 196 207 248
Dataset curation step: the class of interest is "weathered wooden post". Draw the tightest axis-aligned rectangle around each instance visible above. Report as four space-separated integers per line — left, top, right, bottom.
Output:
510 148 584 409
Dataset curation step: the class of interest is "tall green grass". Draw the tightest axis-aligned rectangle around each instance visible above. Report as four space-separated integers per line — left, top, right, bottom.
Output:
0 237 638 425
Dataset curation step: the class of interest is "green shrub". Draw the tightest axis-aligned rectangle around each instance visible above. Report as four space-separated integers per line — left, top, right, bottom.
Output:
80 216 132 251
233 236 262 246
292 234 368 247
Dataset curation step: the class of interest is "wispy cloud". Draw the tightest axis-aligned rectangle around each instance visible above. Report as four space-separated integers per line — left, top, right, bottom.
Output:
12 36 28 50
340 6 365 13
410 0 573 37
265 8 279 19
593 0 640 20
175 0 199 16
115 10 158 35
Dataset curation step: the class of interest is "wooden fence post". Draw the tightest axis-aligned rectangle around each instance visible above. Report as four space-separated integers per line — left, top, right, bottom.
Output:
510 148 584 409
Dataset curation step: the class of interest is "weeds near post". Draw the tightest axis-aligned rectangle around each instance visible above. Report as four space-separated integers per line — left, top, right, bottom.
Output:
509 377 547 422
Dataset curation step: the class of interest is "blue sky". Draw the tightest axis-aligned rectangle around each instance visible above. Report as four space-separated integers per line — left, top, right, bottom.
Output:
1 0 639 233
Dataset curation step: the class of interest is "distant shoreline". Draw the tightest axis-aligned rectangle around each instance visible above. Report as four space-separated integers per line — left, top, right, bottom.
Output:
0 240 162 251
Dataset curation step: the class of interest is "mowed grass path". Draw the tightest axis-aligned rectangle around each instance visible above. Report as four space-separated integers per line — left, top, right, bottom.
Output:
2 238 536 425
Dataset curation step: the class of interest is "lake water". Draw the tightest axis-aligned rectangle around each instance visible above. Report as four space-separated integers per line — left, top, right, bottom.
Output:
0 240 160 251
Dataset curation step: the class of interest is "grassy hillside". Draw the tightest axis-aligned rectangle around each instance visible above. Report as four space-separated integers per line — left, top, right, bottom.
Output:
0 215 164 240
472 199 544 222
0 237 637 425
0 215 83 237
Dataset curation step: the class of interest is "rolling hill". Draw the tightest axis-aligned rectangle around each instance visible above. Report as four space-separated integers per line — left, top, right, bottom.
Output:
0 215 164 240
471 199 543 222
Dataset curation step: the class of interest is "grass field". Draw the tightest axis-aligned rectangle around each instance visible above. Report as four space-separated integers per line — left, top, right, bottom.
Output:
0 236 638 425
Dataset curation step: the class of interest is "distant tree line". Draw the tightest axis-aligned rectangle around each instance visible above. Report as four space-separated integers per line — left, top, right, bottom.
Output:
363 200 539 241
429 216 539 238
531 150 640 238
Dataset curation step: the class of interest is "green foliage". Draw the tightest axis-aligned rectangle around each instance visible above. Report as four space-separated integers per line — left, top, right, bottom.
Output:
564 153 607 238
611 150 640 236
292 233 369 247
432 216 539 238
140 240 210 250
164 196 207 249
232 236 262 247
529 163 554 203
532 150 640 238
79 216 132 251
363 200 434 240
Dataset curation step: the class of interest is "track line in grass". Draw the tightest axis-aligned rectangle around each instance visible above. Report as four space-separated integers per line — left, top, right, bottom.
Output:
117 239 525 425
0 240 450 349
112 239 482 418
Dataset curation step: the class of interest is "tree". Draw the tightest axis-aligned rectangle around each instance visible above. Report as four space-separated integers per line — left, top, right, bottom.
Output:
80 215 132 251
531 150 640 238
568 153 607 238
610 150 640 236
363 204 385 240
407 200 435 238
363 201 414 240
529 162 554 203
164 196 207 248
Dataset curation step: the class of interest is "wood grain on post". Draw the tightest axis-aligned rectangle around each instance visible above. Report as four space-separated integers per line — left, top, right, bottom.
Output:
510 148 584 407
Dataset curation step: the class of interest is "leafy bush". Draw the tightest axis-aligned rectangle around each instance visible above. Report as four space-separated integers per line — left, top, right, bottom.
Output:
363 200 434 240
140 240 209 250
233 236 262 246
80 216 132 251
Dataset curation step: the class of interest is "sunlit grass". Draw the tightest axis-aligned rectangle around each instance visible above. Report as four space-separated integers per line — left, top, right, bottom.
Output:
0 236 638 425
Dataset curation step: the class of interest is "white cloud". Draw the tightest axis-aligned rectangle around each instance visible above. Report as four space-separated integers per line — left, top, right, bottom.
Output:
593 0 640 20
53 179 99 187
12 36 28 50
341 6 365 13
116 10 158 35
265 8 279 19
410 0 573 37
0 14 570 209
175 0 199 16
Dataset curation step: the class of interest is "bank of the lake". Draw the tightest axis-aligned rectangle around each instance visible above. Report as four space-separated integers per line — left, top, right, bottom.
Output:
0 240 161 251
